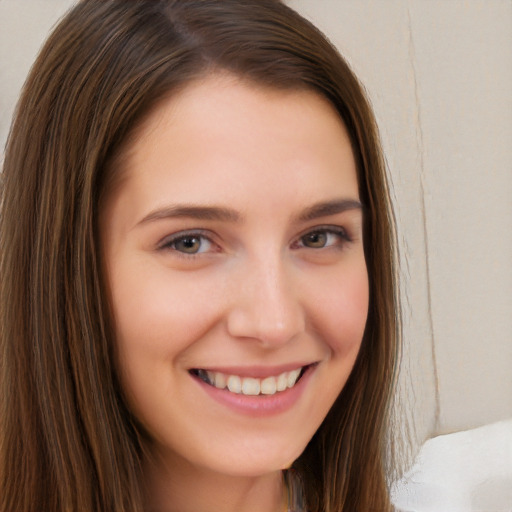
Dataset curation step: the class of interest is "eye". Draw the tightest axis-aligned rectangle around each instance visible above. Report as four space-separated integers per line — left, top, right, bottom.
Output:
159 231 215 255
296 227 350 249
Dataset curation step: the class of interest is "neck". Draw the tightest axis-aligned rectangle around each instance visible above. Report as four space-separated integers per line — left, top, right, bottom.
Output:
143 450 286 512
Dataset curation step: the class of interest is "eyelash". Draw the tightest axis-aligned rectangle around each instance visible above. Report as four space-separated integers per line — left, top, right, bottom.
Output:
158 226 351 257
158 230 217 258
294 226 351 250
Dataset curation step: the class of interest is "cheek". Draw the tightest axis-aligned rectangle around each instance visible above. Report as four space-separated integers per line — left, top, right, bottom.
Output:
313 260 369 356
108 263 227 422
108 261 233 406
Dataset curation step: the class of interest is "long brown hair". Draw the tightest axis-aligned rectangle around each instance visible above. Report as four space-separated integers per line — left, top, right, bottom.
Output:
0 1 399 510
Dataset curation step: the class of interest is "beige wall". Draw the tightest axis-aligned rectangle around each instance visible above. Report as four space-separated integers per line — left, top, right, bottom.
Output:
1 0 511 454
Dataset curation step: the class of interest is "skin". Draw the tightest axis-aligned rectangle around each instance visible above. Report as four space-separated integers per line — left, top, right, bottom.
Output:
101 74 369 512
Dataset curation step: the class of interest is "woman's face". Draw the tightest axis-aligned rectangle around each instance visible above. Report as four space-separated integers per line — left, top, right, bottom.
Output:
101 74 368 477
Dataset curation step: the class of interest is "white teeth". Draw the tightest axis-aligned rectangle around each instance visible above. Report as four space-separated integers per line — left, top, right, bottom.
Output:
214 372 227 389
260 376 277 395
242 377 260 395
276 372 288 392
287 369 301 388
196 367 304 396
227 375 242 393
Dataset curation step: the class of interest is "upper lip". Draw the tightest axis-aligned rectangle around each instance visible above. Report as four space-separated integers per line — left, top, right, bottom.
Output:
189 362 317 379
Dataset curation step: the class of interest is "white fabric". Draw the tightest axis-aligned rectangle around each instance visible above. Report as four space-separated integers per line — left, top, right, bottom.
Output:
391 419 512 512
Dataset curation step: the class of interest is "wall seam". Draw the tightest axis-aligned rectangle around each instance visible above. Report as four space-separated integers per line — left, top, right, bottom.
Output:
406 3 441 434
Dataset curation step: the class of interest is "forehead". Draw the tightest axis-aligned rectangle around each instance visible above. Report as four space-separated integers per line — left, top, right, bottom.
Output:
119 73 349 164
104 73 359 226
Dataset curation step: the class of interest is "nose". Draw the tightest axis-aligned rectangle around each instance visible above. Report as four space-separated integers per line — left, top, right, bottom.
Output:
226 256 305 347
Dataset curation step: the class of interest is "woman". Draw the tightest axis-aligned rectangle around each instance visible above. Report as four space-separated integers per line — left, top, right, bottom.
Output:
0 1 399 511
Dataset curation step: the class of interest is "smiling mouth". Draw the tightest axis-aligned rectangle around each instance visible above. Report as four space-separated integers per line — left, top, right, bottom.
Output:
189 365 312 396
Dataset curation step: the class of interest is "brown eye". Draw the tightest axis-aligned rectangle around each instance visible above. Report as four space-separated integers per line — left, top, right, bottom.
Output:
160 232 214 255
296 227 350 250
174 236 203 254
302 231 328 248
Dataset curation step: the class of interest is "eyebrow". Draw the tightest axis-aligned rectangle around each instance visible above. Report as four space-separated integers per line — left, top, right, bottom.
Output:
136 198 363 227
138 205 242 225
296 198 364 222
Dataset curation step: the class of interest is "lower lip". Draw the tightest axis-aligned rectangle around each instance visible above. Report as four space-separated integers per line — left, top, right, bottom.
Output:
192 366 315 417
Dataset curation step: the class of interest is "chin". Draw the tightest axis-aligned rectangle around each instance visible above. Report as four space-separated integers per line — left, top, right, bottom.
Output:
164 432 309 479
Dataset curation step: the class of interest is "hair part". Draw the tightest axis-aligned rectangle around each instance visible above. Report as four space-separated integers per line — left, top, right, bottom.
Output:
0 1 400 510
